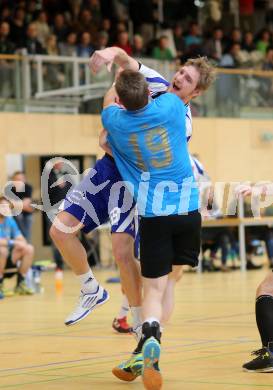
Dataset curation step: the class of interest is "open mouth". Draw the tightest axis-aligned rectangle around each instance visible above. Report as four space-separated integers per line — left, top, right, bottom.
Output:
172 82 180 91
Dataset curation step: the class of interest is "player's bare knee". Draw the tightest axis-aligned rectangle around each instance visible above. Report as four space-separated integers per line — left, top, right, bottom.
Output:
0 246 9 259
113 246 133 267
50 224 65 244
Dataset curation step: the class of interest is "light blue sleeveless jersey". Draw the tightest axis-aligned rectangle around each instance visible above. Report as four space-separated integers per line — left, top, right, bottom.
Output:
102 92 199 217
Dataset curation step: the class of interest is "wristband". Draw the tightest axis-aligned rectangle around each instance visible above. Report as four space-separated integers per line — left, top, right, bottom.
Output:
8 240 15 247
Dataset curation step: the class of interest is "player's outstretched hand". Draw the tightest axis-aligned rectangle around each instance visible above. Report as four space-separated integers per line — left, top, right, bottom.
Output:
89 48 116 74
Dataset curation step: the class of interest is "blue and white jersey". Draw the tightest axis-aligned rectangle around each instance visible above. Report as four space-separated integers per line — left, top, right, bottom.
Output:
139 63 193 143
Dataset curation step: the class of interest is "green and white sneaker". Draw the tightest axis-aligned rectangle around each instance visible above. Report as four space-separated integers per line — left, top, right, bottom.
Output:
14 281 34 295
112 353 143 381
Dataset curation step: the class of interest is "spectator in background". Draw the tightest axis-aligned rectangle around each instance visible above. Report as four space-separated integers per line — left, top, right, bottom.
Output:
34 11 50 47
115 31 132 55
0 21 15 97
74 9 98 37
256 29 271 55
0 196 34 296
224 28 242 51
152 35 174 60
219 43 242 68
242 31 256 52
59 31 77 56
25 0 38 24
184 22 202 50
94 30 109 50
52 13 69 43
0 21 14 54
173 24 185 58
10 7 26 48
204 27 224 63
84 0 102 28
10 171 33 242
262 46 273 70
24 23 46 54
132 34 146 57
77 31 94 58
0 7 12 23
100 18 113 43
45 34 59 55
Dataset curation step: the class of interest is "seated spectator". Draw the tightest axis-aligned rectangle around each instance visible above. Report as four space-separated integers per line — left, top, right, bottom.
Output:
223 28 242 53
256 29 271 55
77 31 94 57
59 32 77 56
204 27 224 63
219 43 242 68
0 6 12 23
262 46 273 70
245 226 273 268
25 0 38 24
132 34 146 57
0 196 34 296
73 9 98 37
94 30 109 50
184 22 203 49
115 31 132 55
0 22 15 97
84 0 102 28
173 23 185 58
242 31 256 52
24 23 46 54
10 7 26 48
34 11 50 47
10 171 33 242
152 35 174 61
0 21 15 54
52 13 69 43
45 34 59 56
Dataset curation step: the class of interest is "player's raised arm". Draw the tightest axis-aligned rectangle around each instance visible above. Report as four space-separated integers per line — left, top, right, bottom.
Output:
103 84 118 109
89 47 139 74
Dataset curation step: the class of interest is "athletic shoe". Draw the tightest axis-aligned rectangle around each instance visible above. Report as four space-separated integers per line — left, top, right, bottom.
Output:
112 352 143 381
142 337 162 390
0 283 14 297
64 285 109 326
14 281 34 295
243 347 273 372
112 316 132 333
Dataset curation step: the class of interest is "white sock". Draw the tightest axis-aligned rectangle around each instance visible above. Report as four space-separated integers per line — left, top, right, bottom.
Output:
117 294 130 319
77 269 98 293
144 316 160 325
131 306 142 329
131 306 142 341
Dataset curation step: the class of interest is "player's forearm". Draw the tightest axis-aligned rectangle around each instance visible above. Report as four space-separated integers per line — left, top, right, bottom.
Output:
111 47 139 71
103 85 117 108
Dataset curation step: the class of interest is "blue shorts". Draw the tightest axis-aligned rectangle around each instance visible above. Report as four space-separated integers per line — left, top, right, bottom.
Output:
63 155 138 245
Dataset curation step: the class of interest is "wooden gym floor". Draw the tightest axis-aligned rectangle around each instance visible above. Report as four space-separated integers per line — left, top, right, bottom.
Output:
0 268 272 389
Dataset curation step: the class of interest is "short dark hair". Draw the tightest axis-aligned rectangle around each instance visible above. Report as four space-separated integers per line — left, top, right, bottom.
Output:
115 70 149 111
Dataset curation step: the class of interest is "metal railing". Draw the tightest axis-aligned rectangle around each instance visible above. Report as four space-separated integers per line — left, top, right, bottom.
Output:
0 53 273 118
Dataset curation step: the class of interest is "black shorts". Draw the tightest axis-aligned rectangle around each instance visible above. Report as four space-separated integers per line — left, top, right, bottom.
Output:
139 210 201 278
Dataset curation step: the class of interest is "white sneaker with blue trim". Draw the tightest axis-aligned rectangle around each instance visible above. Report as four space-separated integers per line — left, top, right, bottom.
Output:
64 285 109 326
